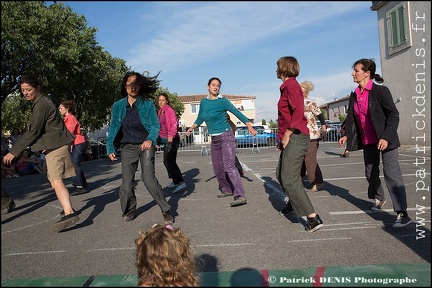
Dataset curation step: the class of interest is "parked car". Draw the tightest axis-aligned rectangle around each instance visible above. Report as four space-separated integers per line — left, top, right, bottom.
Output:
316 121 342 142
235 126 277 147
89 139 107 158
236 125 272 133
323 122 342 141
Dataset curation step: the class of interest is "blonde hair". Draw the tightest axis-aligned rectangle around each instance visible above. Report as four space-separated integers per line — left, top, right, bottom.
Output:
136 224 200 287
300 80 314 97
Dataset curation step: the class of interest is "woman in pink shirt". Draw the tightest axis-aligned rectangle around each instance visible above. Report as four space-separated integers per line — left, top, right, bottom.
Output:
157 93 186 194
338 58 411 228
59 100 88 195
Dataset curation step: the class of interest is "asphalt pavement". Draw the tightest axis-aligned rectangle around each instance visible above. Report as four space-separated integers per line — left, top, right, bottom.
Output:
1 143 431 287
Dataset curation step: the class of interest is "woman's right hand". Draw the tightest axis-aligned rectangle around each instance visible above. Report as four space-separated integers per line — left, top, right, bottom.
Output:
338 136 347 148
108 153 117 161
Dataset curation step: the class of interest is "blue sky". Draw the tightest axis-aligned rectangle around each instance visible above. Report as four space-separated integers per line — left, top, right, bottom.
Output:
60 1 380 122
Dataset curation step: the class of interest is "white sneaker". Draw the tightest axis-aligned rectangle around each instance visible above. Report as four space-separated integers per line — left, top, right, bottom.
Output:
371 199 386 211
167 182 176 188
172 182 186 194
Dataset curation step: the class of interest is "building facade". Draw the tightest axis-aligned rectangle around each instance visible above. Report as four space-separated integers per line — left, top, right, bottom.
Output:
177 94 257 129
319 96 350 123
371 1 431 146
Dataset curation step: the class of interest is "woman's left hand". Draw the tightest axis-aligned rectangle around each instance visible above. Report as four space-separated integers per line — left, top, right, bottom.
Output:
377 139 388 151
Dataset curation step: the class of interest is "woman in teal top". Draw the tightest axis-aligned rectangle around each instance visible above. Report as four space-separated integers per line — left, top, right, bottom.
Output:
106 71 173 225
186 77 256 207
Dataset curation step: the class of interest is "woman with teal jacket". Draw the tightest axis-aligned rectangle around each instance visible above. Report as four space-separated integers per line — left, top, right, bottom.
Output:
106 71 173 225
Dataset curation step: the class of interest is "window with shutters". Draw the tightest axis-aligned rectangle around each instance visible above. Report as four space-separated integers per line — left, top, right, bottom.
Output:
387 2 411 55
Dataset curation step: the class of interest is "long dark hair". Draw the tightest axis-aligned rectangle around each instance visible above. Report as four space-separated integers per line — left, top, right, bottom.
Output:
120 71 161 99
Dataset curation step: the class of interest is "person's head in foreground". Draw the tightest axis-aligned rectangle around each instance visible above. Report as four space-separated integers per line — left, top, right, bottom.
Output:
136 223 200 287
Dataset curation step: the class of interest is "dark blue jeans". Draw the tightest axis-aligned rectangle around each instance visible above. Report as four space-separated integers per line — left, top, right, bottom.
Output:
72 142 88 188
211 130 245 197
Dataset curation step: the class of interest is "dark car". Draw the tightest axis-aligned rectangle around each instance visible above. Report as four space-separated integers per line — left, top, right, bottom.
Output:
89 139 107 158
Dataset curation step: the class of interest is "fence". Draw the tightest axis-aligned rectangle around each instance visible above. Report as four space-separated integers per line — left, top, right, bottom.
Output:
91 126 342 160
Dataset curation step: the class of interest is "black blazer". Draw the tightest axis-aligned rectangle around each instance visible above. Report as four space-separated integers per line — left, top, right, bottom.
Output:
343 83 400 151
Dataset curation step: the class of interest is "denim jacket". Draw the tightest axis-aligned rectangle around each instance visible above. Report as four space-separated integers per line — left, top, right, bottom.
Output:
10 94 75 156
106 97 160 155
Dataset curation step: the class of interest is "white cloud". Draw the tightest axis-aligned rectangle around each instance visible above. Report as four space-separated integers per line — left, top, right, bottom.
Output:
128 2 367 73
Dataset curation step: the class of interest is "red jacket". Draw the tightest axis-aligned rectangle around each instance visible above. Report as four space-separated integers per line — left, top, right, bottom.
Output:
277 77 309 141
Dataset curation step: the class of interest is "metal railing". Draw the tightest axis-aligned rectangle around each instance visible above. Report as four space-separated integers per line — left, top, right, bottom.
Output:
90 126 342 160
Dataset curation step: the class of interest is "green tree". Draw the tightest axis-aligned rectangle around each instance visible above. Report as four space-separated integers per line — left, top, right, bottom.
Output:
1 1 129 133
268 119 278 129
261 119 266 125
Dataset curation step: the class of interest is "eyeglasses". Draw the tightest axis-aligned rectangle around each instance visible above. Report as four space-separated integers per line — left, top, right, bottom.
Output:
125 84 139 89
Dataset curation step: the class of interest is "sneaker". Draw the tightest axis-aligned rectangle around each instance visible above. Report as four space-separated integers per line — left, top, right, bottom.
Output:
217 192 234 198
279 201 293 215
71 188 88 196
167 182 176 188
1 200 16 215
230 196 247 207
306 214 324 232
306 183 324 192
172 182 186 194
50 213 79 232
393 213 413 228
371 199 386 211
123 210 136 222
163 211 174 225
59 208 75 216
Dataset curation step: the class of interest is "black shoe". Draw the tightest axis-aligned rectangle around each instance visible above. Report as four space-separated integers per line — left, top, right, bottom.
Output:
1 200 16 215
279 201 293 215
230 196 247 207
50 213 79 232
59 208 75 216
306 214 323 232
163 211 174 225
123 210 136 222
71 188 88 196
393 212 413 228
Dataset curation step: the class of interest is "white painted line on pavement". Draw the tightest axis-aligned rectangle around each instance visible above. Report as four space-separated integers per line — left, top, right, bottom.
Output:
286 237 352 242
330 207 430 215
198 243 256 247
